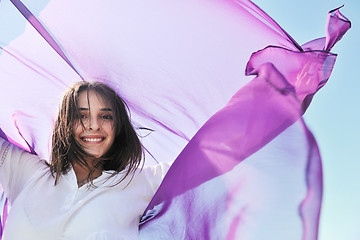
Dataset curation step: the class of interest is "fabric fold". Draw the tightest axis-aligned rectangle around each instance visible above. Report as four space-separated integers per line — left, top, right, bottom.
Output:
139 6 350 240
138 47 333 240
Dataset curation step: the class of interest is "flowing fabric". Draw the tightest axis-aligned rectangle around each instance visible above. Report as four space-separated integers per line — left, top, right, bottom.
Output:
0 0 350 239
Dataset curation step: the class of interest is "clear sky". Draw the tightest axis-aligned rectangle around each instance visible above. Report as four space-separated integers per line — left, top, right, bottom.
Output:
1 0 359 239
252 1 360 239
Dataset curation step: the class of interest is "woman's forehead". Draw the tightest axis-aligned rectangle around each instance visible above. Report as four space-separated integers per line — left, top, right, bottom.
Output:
77 89 112 108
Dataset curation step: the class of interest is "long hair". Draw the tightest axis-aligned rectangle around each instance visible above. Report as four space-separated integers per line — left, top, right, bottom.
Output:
50 81 143 185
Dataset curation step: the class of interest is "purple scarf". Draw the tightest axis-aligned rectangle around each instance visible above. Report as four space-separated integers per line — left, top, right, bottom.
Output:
0 1 350 239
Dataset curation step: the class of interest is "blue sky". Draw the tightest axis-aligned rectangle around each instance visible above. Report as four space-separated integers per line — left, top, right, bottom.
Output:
1 0 359 239
252 1 360 239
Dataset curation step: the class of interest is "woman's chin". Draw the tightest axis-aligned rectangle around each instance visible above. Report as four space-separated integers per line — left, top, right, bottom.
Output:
84 150 102 159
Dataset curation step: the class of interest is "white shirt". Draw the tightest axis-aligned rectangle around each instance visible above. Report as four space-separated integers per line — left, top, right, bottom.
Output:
0 138 169 240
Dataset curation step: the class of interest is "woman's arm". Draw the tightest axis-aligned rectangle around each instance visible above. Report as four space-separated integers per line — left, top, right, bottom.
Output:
0 128 46 204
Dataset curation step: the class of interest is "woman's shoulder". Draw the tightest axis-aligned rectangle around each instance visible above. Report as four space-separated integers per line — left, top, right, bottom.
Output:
135 162 171 192
99 162 171 191
140 162 171 178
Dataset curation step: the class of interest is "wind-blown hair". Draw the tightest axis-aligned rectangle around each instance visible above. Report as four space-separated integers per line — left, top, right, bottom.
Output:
50 81 143 185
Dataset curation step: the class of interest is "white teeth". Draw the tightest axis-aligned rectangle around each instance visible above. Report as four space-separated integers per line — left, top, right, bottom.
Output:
82 138 103 142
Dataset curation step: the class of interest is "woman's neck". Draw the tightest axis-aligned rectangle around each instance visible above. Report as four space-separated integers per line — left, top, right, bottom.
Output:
72 161 103 187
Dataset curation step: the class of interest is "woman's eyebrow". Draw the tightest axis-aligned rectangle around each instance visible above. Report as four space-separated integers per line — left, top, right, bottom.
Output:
78 107 112 111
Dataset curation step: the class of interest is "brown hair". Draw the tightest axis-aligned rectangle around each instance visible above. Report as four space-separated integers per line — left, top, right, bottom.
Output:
50 81 143 185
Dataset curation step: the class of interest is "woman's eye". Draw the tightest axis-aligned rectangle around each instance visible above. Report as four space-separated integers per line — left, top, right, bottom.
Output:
80 114 87 119
101 115 113 120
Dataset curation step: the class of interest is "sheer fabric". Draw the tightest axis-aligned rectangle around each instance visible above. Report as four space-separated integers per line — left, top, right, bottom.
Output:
0 0 350 239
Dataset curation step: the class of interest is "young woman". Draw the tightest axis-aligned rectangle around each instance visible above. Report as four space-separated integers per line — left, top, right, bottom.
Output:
0 81 169 240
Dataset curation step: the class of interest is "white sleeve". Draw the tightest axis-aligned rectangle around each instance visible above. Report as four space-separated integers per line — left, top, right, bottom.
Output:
143 162 172 195
0 137 46 204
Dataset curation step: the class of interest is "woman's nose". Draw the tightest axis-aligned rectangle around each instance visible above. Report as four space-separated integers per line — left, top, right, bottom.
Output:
88 117 101 130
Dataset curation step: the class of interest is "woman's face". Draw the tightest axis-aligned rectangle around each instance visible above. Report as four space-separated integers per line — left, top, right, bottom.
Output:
73 90 116 158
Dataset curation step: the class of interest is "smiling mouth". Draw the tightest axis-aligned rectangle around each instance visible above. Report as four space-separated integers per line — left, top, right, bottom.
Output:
81 137 104 142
